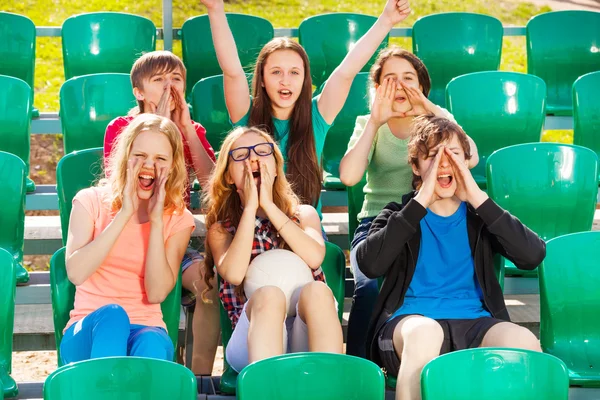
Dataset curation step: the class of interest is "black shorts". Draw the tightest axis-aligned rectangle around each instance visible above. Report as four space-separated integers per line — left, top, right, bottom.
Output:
376 314 504 377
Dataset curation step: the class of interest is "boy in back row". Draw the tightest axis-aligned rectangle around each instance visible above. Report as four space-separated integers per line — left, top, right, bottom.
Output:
103 51 220 375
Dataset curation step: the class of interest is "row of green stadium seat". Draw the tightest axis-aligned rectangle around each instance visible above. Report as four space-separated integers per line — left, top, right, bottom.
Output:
0 10 598 116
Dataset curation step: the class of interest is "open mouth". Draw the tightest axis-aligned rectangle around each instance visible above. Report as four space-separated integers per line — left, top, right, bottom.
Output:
437 174 453 189
278 89 293 100
138 172 155 191
394 95 407 103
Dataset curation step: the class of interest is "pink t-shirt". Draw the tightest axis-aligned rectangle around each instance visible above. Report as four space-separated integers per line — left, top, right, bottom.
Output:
65 186 196 331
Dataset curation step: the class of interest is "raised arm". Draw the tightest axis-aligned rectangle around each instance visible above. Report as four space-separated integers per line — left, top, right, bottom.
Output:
317 0 411 124
201 0 251 123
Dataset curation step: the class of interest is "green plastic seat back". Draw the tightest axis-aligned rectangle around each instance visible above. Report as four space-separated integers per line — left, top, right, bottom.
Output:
421 348 569 399
446 71 546 187
322 73 371 188
486 143 598 243
0 247 16 376
191 74 252 151
60 73 135 154
62 12 156 80
56 148 104 244
50 247 183 366
526 11 600 116
0 152 26 266
347 177 367 247
218 242 348 394
0 75 32 177
299 13 389 89
573 71 600 182
412 13 503 107
238 352 385 400
43 356 197 400
182 14 273 98
541 231 600 385
0 12 35 103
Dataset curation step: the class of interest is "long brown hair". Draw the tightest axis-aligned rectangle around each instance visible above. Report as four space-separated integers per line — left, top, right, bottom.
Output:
202 126 300 299
248 37 322 206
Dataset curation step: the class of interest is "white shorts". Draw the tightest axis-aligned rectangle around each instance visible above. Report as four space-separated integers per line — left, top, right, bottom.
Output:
226 301 309 373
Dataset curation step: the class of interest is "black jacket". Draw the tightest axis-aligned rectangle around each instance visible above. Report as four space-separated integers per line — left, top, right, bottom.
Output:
356 191 546 362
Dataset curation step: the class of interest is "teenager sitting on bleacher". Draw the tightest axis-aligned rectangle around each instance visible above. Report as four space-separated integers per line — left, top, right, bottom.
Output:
103 51 219 375
62 114 195 364
357 115 544 400
203 126 342 373
200 0 411 218
340 47 480 358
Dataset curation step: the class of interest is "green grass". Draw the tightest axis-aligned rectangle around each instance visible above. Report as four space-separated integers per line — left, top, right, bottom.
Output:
6 0 552 113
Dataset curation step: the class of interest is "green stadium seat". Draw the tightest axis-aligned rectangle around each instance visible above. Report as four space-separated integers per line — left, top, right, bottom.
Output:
50 247 184 366
574 71 600 182
526 11 600 116
218 241 347 394
0 12 38 118
0 248 17 398
181 13 273 99
299 13 389 90
486 143 598 277
43 356 197 400
0 75 35 192
60 73 135 154
322 73 371 190
446 71 546 190
191 74 252 152
61 12 156 80
56 148 104 244
237 352 385 400
421 348 569 399
412 13 503 107
0 151 29 285
347 176 367 249
541 231 600 386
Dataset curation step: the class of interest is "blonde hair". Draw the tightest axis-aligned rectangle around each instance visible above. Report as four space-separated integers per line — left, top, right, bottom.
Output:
202 126 299 298
104 113 188 214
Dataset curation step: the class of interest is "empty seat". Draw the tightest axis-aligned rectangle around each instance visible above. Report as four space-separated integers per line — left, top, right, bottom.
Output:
59 73 135 154
412 12 503 107
62 12 156 80
573 71 600 182
526 11 600 116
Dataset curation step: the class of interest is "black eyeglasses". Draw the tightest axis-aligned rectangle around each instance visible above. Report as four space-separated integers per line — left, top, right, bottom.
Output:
229 143 275 162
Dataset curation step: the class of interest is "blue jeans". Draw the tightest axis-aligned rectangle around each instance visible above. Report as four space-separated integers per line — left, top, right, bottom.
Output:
347 217 379 358
60 304 174 365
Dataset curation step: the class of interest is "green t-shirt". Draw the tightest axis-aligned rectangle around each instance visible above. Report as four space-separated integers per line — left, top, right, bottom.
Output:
348 110 455 221
233 96 332 216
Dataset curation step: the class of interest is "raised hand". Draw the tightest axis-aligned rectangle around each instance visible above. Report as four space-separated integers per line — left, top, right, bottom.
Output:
122 158 142 217
148 166 168 223
399 81 437 117
148 82 172 118
171 87 194 134
258 160 275 209
413 147 443 209
199 0 224 11
238 159 259 212
445 148 488 208
381 0 412 27
371 78 405 127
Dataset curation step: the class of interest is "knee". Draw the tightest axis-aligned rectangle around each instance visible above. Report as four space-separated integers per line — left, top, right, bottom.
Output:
300 281 334 306
248 286 287 317
98 304 130 327
133 329 174 360
398 318 444 357
508 327 542 352
355 276 379 296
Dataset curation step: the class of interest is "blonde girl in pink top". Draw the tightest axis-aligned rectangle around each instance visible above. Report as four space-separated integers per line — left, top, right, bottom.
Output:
61 114 195 364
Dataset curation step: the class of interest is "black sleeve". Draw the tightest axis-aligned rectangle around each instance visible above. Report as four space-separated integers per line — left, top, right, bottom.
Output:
356 199 427 279
476 198 546 270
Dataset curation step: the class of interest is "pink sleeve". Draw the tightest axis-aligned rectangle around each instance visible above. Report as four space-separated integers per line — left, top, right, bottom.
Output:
104 117 131 175
167 209 196 239
72 187 99 221
194 122 216 162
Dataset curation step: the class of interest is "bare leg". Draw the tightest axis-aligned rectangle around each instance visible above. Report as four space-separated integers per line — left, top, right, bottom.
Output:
246 286 287 364
479 322 542 351
393 316 444 400
297 281 343 354
182 262 220 375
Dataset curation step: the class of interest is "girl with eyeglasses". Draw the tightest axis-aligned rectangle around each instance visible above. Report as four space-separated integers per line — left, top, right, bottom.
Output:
202 126 342 372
